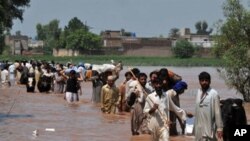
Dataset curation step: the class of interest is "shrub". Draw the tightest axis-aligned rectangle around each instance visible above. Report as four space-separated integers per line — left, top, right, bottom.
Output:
172 39 194 58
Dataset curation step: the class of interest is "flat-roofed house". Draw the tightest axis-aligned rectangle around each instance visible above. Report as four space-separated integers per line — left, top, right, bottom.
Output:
101 30 122 47
5 35 29 55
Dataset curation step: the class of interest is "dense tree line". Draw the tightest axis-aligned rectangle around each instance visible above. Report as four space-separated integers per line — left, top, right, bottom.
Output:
36 17 102 55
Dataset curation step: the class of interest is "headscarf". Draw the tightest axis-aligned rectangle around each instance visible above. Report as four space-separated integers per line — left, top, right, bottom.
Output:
173 81 188 93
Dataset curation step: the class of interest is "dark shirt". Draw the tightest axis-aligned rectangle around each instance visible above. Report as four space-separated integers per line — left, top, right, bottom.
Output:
66 77 78 93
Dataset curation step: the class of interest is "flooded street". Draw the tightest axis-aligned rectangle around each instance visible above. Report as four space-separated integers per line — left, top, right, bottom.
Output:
0 66 249 141
0 83 131 141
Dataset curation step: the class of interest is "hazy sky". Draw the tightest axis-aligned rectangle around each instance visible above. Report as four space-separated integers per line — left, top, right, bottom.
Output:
11 0 250 38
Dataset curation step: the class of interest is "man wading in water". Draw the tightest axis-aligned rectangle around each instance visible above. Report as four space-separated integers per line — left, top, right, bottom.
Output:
143 78 192 141
100 75 120 114
65 70 83 103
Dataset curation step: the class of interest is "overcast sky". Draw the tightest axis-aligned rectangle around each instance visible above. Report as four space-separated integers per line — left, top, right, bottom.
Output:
11 0 250 38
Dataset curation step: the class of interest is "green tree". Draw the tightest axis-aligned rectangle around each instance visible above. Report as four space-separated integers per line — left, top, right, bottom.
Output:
168 28 180 38
15 30 22 36
0 25 5 54
65 29 101 50
63 17 101 50
36 17 101 53
36 19 61 54
0 0 30 54
65 17 89 33
61 17 87 49
84 32 102 49
214 0 250 101
36 24 46 40
195 21 213 35
0 0 30 29
172 39 194 58
65 29 86 50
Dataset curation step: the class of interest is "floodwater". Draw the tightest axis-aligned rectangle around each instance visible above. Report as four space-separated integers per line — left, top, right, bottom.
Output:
0 66 249 141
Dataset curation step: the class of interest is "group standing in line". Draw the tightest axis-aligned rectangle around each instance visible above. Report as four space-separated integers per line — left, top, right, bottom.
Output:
1 60 225 141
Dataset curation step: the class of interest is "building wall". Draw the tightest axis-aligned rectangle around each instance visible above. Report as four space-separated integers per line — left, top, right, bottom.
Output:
140 38 172 46
52 29 213 57
190 35 213 48
180 28 191 36
53 46 212 57
28 39 44 48
4 35 29 55
102 30 121 38
13 41 21 55
53 49 79 56
123 46 173 57
103 38 122 47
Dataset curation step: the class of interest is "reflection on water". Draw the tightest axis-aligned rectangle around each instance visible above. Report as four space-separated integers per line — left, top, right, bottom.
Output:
0 67 243 141
102 113 129 124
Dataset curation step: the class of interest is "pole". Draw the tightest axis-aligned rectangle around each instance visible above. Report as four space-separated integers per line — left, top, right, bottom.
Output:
7 89 20 116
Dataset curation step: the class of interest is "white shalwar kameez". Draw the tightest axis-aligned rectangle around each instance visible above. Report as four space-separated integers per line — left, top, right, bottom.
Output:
143 90 187 141
194 88 223 141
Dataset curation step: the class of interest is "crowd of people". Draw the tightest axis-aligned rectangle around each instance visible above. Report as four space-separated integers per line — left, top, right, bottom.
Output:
0 59 225 141
84 65 224 141
0 60 85 102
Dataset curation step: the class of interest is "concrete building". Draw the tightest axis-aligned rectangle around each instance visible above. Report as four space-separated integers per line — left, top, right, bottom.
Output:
101 30 172 48
5 35 29 55
28 39 44 48
177 28 213 48
101 30 122 47
53 29 213 57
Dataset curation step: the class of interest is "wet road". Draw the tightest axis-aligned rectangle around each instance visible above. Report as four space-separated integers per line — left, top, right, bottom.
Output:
0 66 249 141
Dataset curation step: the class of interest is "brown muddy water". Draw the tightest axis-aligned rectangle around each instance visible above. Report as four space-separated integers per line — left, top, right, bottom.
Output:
0 66 249 141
